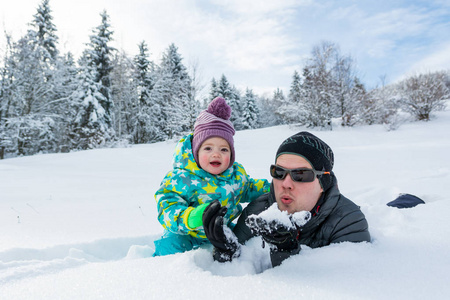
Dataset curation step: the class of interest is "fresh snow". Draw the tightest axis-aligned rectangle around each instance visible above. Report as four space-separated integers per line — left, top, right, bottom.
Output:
1 105 450 299
248 202 312 230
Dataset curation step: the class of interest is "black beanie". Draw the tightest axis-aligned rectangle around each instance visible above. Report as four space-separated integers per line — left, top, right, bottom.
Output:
276 131 334 191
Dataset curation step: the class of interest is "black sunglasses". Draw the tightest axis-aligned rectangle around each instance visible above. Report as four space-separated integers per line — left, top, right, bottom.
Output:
270 164 330 182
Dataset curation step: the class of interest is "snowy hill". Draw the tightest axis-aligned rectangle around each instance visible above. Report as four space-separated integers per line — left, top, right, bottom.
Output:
1 107 450 299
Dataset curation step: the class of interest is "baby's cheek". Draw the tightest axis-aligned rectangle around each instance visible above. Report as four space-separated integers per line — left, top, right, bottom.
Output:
197 153 208 169
223 154 231 166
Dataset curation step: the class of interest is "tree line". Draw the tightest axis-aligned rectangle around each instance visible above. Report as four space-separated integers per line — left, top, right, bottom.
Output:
1 0 449 159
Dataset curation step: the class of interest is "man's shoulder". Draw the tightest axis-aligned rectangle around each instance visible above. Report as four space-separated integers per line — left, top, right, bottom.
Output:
333 194 365 216
320 190 368 228
327 193 371 243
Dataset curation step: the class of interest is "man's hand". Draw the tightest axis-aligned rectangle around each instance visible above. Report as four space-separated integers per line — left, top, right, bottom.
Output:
246 215 300 251
202 200 241 262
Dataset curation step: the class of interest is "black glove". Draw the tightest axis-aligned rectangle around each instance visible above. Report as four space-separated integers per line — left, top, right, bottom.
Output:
245 215 299 251
246 209 310 267
202 200 240 262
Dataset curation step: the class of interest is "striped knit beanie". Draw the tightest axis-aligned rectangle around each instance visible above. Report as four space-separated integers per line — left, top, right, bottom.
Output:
192 97 235 168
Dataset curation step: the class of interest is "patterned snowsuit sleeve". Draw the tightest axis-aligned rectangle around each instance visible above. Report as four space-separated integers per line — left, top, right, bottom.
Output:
154 170 197 235
241 177 270 203
235 163 270 204
246 178 270 202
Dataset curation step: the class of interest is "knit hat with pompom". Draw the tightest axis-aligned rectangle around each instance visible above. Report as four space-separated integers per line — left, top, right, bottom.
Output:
192 97 235 168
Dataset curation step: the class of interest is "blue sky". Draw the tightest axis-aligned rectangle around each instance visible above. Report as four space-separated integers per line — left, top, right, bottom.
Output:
1 0 449 97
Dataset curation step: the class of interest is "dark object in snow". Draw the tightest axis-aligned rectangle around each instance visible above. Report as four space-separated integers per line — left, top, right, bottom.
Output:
387 194 425 209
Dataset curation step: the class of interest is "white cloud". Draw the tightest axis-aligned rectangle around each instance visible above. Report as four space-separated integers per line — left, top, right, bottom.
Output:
1 0 449 94
402 42 450 77
209 0 308 15
137 0 303 71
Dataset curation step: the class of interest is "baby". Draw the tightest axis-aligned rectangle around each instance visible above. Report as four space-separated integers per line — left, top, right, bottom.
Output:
153 97 270 256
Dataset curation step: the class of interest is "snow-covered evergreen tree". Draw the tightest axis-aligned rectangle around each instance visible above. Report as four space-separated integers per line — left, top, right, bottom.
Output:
212 74 243 129
51 52 79 152
300 65 333 129
241 88 259 129
148 70 170 142
277 71 303 124
340 77 366 127
256 95 276 128
85 10 116 131
2 1 62 156
228 86 243 130
257 88 286 127
29 0 59 62
70 56 112 150
135 41 155 105
0 34 14 136
150 43 192 140
131 41 155 143
272 88 287 125
289 70 302 104
209 77 219 101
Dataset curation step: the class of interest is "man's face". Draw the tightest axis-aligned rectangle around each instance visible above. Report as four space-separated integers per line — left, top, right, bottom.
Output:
273 154 323 214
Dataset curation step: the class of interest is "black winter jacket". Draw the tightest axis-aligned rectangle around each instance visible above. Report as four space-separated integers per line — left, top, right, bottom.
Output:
233 176 371 266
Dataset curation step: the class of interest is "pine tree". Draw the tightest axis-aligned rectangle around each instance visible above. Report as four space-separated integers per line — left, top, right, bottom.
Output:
5 25 59 155
29 0 59 61
51 52 79 152
1 35 18 157
300 66 332 128
256 95 276 128
209 77 219 101
0 34 14 130
289 70 302 104
277 71 303 124
131 41 155 143
300 42 346 129
241 88 259 129
151 43 192 140
135 41 155 106
342 77 366 126
70 57 111 150
86 10 116 130
212 74 242 129
258 88 286 126
25 0 83 153
272 88 286 124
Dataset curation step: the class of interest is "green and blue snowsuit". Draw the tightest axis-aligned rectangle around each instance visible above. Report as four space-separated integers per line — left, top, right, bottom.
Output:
153 133 270 256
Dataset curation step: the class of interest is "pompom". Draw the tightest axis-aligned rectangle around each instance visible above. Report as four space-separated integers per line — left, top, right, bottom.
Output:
207 97 231 120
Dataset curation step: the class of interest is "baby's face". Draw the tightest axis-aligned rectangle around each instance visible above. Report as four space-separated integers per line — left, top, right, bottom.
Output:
197 137 231 175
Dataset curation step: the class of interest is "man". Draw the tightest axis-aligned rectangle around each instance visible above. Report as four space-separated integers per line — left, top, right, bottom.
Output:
202 131 371 267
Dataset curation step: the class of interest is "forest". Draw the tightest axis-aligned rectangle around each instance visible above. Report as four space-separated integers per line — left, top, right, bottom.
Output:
1 0 449 159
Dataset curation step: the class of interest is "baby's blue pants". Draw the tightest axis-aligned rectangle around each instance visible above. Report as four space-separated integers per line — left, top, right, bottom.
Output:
153 230 207 256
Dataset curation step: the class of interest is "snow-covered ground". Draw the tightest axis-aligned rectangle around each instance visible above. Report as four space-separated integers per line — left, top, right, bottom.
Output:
1 106 449 299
